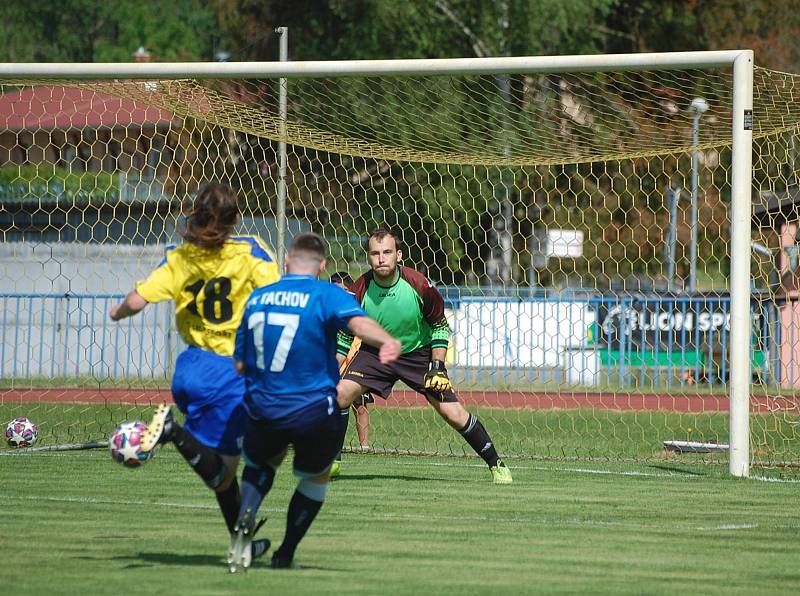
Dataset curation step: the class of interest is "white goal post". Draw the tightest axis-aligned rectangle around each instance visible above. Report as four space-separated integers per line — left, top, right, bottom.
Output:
0 50 755 476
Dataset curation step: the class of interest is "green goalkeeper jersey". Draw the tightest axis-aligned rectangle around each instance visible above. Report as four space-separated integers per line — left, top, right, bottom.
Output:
337 266 450 356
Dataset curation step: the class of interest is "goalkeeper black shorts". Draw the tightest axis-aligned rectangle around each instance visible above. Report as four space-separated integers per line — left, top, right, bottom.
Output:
342 345 458 403
352 393 375 406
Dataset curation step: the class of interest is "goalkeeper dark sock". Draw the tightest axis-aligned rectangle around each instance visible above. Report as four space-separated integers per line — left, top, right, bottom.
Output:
335 406 350 461
274 480 327 561
215 477 241 534
239 463 277 522
458 414 500 468
172 427 229 489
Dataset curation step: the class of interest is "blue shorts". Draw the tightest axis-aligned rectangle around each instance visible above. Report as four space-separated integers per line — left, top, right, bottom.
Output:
171 346 247 456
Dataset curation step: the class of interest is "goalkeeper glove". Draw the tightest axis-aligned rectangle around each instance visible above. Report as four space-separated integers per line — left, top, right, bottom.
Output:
424 360 452 393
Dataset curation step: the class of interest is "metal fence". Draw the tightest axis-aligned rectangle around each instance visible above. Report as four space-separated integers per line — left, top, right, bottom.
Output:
0 291 782 390
0 293 179 381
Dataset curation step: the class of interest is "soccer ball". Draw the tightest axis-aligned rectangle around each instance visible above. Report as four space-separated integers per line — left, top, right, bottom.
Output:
5 416 39 447
109 421 154 468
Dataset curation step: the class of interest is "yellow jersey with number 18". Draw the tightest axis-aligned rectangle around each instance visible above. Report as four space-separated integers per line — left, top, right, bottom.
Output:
135 235 280 356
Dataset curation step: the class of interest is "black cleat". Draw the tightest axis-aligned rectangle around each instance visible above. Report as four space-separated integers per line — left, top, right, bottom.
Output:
270 551 299 569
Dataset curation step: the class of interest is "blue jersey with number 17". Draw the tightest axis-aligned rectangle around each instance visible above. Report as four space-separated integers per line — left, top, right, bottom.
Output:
234 273 366 421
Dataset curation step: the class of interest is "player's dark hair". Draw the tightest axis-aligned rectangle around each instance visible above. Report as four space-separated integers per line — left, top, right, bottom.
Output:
330 271 354 288
367 227 402 252
290 232 328 260
182 183 239 249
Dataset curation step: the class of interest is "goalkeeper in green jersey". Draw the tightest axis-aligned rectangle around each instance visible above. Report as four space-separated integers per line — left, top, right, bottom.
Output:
337 228 512 484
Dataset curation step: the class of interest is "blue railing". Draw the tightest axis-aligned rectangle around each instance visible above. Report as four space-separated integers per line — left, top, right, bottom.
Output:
0 293 180 380
0 292 781 389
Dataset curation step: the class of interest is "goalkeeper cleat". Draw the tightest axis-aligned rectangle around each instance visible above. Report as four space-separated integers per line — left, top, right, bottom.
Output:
228 508 256 573
490 460 513 485
329 459 341 479
140 403 175 452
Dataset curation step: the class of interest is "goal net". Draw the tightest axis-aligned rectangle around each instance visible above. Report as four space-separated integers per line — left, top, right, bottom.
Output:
0 54 797 471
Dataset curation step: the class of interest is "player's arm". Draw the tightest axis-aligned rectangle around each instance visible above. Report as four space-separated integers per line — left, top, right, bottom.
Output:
419 282 453 393
112 247 177 322
419 282 451 350
109 289 149 321
347 316 401 364
431 347 447 362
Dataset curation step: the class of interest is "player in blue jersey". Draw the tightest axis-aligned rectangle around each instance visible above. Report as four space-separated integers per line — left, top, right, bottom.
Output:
228 232 401 572
109 183 279 560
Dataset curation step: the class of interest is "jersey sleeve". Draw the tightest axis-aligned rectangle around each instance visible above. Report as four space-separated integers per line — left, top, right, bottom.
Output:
336 274 368 355
326 285 367 332
247 236 280 288
404 268 450 350
251 258 280 288
419 277 450 350
135 246 178 303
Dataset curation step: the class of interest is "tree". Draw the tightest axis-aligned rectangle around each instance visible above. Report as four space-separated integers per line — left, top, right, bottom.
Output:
0 1 219 63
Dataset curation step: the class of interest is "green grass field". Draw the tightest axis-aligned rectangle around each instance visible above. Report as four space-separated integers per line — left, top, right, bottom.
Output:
3 402 800 465
2 448 800 595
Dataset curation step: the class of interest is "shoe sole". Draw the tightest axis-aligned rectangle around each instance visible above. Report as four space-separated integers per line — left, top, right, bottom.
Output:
228 529 253 573
229 509 254 573
140 404 170 453
228 538 268 570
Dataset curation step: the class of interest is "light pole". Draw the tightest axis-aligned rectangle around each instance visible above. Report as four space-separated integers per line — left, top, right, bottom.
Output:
665 185 682 292
689 97 709 293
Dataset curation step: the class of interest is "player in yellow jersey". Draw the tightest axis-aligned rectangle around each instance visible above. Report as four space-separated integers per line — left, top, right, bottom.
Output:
109 183 279 560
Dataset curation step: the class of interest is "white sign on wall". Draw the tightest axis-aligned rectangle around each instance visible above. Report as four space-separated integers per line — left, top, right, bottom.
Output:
547 229 584 258
450 300 595 368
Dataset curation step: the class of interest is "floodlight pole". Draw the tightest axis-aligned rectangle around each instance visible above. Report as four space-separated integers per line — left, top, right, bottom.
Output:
276 27 289 274
665 185 681 292
689 97 708 293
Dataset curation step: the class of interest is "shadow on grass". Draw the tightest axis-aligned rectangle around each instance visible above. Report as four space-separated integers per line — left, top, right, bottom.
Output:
78 552 347 572
648 464 708 476
331 474 433 482
134 552 225 567
75 552 222 568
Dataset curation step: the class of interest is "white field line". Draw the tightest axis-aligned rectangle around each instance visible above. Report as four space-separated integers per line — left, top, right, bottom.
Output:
4 449 800 483
696 524 759 531
749 475 800 484
378 459 800 483
0 493 792 532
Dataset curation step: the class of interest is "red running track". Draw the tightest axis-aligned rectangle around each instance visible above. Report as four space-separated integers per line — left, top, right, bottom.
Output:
1 388 796 413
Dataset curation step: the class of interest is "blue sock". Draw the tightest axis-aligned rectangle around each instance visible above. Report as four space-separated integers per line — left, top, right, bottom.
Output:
237 463 276 527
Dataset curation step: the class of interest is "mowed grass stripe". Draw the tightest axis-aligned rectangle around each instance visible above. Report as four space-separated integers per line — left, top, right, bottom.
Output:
5 402 800 462
2 451 800 595
6 492 798 532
